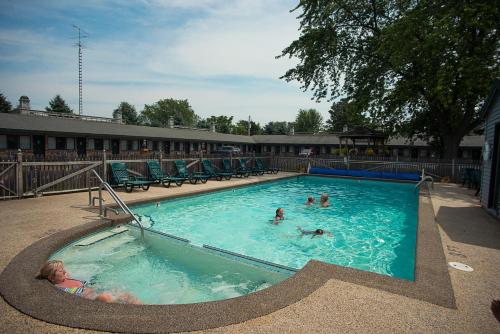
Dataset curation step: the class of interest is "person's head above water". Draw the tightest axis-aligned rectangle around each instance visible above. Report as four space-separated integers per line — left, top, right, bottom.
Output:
315 229 324 235
307 196 315 204
320 194 329 202
37 260 67 284
276 207 284 217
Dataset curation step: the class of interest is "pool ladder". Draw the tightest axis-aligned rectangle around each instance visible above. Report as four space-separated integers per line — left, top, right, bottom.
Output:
415 169 434 191
90 169 145 240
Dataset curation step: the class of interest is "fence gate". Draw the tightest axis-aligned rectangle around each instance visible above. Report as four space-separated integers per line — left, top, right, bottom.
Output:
0 162 18 200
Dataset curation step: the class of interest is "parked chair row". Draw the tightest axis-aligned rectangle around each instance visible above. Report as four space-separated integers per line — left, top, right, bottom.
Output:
109 158 279 192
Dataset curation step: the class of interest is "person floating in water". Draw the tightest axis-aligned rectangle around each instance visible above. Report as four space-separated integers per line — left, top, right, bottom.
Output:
37 260 141 304
297 226 333 238
319 193 330 207
273 208 285 224
305 196 315 206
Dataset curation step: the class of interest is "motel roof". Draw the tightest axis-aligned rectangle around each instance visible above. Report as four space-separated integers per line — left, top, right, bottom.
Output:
0 112 484 148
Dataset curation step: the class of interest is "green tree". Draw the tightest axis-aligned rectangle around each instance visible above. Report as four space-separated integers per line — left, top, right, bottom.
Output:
263 121 293 135
326 99 369 133
279 0 500 158
209 115 234 133
294 109 323 133
0 93 12 113
113 102 140 125
233 120 263 135
140 99 197 127
45 95 73 113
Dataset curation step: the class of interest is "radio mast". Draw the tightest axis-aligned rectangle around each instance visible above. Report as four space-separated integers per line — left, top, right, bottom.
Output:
72 25 88 115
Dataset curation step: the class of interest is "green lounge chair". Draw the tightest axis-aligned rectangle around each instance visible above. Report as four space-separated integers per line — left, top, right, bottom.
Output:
146 160 186 188
174 160 209 184
110 162 153 193
237 158 263 176
222 158 249 178
201 159 232 181
255 158 279 174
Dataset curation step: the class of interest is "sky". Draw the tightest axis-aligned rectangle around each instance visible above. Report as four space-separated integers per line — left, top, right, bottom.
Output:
0 0 331 125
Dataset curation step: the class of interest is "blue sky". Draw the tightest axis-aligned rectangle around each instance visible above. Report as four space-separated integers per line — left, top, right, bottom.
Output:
0 0 330 124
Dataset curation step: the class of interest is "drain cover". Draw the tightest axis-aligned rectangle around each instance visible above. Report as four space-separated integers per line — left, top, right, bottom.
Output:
448 262 474 272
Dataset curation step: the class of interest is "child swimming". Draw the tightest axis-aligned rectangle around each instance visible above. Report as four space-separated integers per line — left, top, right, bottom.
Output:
273 208 285 225
297 226 333 238
305 196 315 206
319 193 330 207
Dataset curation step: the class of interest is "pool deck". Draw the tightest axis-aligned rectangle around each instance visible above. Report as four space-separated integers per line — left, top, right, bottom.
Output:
0 174 499 333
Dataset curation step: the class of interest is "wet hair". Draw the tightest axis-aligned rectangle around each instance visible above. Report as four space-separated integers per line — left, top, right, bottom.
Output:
320 194 329 202
307 196 314 202
315 229 324 235
275 208 283 217
37 260 63 280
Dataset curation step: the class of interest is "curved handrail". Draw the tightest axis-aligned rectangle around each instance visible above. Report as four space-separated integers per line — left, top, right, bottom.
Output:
415 175 434 190
91 169 144 239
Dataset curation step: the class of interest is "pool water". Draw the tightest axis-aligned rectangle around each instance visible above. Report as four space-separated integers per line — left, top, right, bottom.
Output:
133 176 418 280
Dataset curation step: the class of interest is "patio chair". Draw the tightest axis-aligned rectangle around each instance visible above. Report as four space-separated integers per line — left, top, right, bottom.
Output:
255 158 279 174
174 160 210 184
237 158 263 176
110 162 153 193
222 158 249 178
146 160 186 188
201 159 233 181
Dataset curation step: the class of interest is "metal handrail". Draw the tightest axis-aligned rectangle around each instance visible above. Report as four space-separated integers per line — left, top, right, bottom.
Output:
415 175 434 190
91 169 144 239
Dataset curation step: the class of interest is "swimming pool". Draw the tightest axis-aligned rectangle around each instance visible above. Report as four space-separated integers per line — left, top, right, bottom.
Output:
132 175 418 280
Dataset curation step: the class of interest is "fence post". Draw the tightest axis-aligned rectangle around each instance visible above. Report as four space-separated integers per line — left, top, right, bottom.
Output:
102 149 107 182
159 150 163 168
451 159 455 181
87 171 92 206
16 149 23 198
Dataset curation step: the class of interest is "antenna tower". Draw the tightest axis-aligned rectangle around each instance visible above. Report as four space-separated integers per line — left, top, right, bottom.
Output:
72 25 88 115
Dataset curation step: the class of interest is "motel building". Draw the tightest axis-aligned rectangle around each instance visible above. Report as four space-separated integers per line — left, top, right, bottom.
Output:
0 96 483 161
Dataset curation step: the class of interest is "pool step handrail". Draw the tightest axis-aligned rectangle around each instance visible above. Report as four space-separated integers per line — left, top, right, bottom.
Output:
415 169 434 190
91 169 145 239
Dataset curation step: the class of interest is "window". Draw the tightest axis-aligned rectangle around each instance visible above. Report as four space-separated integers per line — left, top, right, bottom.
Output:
103 139 110 150
56 137 66 150
0 135 6 149
87 138 95 150
128 140 138 151
94 139 104 151
48 137 56 150
6 135 19 149
20 136 31 149
174 142 180 151
67 138 75 150
147 140 153 150
120 140 127 151
152 141 159 151
193 142 199 151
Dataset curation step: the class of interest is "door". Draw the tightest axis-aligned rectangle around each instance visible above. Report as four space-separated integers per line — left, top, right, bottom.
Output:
489 124 500 210
76 137 86 156
33 135 45 156
111 139 120 155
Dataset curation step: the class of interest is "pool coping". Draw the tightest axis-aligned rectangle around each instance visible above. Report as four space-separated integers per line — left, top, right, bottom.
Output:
0 176 455 333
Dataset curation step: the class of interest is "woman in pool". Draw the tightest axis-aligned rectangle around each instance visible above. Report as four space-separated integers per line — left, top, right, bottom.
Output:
319 193 330 207
297 226 333 238
305 196 315 206
273 208 285 224
37 260 141 304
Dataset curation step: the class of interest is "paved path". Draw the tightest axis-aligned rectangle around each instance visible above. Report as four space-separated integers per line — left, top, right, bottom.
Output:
0 179 499 333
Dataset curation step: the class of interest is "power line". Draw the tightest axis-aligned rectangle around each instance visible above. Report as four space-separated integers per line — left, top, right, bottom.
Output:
72 25 88 115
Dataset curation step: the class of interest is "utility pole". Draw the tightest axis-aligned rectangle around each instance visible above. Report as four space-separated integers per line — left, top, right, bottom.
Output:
72 25 88 115
248 115 252 136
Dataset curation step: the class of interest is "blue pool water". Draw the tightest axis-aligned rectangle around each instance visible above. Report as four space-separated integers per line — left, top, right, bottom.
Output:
133 176 418 280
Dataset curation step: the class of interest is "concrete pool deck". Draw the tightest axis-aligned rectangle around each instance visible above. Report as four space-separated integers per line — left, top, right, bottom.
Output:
0 174 499 333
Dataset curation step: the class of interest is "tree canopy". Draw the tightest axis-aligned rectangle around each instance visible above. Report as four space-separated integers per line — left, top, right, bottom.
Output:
263 121 293 135
294 108 323 133
279 0 500 158
233 119 263 135
141 98 197 127
326 99 369 133
113 102 140 125
45 95 73 113
0 93 12 113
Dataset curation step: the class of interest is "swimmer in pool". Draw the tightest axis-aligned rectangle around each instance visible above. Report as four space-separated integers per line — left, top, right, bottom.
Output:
305 196 315 206
297 226 333 238
319 193 330 207
273 208 285 224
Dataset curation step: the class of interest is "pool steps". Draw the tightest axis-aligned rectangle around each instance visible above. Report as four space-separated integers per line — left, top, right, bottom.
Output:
75 226 129 246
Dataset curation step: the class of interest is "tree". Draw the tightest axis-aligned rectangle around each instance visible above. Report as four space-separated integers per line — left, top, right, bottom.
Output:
294 109 323 133
279 0 500 158
140 99 197 127
233 120 263 135
0 93 12 113
113 102 140 125
45 95 73 113
263 121 293 135
326 99 369 133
